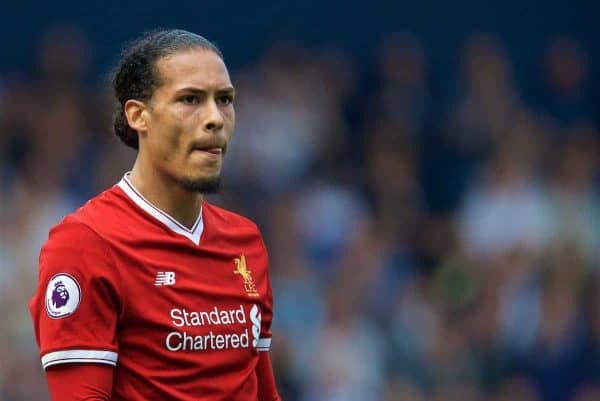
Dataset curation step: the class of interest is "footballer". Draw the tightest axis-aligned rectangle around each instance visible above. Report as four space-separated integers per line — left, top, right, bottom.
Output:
29 29 281 401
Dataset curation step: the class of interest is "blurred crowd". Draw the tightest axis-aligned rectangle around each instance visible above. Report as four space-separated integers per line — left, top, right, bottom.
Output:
1 27 599 401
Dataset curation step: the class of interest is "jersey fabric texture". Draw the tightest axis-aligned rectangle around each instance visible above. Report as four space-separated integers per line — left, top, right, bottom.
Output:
30 173 275 401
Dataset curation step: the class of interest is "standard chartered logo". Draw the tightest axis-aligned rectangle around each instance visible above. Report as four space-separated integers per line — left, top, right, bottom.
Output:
165 304 262 352
250 304 261 347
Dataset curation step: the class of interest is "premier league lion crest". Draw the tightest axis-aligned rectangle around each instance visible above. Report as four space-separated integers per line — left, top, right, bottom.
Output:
45 273 81 319
51 280 70 308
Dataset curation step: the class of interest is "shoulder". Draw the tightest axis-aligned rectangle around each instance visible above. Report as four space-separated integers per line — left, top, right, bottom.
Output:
42 187 124 254
202 202 269 259
39 200 121 285
40 218 114 280
203 202 262 234
43 218 105 254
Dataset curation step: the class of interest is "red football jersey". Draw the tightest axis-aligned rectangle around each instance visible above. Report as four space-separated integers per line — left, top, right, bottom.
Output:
29 173 275 401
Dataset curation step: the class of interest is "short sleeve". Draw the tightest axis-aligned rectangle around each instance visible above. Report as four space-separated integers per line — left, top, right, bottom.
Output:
29 220 122 370
256 234 273 352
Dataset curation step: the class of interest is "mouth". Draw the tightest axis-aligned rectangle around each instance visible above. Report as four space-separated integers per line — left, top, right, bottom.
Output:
191 146 224 156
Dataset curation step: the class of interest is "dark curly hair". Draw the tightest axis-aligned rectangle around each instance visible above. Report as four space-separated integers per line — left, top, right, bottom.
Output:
111 29 223 149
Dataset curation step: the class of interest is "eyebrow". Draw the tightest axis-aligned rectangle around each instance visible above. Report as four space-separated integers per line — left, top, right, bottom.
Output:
174 86 235 96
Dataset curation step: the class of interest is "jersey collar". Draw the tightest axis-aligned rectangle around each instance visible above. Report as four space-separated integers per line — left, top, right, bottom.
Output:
117 172 204 245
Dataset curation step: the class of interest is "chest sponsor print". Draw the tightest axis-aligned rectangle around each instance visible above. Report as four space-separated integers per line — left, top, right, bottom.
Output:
165 304 261 352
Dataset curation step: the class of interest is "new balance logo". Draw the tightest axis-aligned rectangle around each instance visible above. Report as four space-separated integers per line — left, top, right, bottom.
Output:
155 272 176 286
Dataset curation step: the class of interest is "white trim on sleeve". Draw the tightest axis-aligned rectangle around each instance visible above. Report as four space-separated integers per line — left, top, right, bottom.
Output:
41 349 118 369
257 337 271 351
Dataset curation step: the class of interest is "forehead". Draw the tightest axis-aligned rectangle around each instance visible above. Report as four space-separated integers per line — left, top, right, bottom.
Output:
155 48 231 92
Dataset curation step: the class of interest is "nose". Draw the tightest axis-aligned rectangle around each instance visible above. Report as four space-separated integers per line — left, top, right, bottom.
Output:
204 100 224 133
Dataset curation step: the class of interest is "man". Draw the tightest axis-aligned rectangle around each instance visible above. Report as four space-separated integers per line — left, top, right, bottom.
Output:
29 29 281 401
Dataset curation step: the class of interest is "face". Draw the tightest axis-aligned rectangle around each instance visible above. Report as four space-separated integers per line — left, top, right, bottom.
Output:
140 48 235 192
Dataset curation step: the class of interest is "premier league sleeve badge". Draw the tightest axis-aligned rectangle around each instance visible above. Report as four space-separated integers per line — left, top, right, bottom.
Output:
45 273 82 319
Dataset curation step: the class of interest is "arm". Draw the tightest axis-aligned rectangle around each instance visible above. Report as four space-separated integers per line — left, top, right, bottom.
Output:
29 221 121 397
256 352 281 401
46 364 114 401
256 232 281 401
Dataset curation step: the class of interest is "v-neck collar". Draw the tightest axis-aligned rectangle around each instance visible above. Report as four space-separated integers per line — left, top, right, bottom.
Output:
117 172 204 245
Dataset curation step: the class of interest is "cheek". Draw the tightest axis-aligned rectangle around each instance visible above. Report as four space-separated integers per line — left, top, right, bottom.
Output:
225 107 236 134
164 131 188 163
150 132 178 162
150 112 187 161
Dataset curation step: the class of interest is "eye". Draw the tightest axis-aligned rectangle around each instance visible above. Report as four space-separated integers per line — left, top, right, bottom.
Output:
216 94 234 106
180 95 199 105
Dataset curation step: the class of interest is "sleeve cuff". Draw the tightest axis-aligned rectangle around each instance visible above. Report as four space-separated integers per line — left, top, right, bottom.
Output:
257 337 271 352
41 349 118 369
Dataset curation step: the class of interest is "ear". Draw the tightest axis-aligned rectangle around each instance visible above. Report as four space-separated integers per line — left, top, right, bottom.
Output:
124 99 150 133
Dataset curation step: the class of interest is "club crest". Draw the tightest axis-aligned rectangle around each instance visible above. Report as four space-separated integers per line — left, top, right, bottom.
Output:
234 255 259 297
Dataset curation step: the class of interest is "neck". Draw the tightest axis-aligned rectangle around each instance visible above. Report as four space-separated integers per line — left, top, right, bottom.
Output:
129 159 203 230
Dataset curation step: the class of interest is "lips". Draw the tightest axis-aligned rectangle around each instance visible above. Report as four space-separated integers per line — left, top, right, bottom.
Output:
190 146 225 162
191 146 223 154
202 148 222 155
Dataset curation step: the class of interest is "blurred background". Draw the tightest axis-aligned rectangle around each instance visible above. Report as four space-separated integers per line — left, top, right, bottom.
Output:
1 1 600 400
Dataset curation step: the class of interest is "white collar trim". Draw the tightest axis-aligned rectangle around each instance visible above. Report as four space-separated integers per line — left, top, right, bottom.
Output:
117 172 203 245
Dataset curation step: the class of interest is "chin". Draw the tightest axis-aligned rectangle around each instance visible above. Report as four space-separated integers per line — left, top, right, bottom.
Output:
179 175 222 194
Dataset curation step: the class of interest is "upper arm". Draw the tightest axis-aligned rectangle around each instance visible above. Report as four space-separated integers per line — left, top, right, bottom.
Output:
256 352 281 401
255 230 281 400
256 231 274 353
29 220 122 370
46 363 114 401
